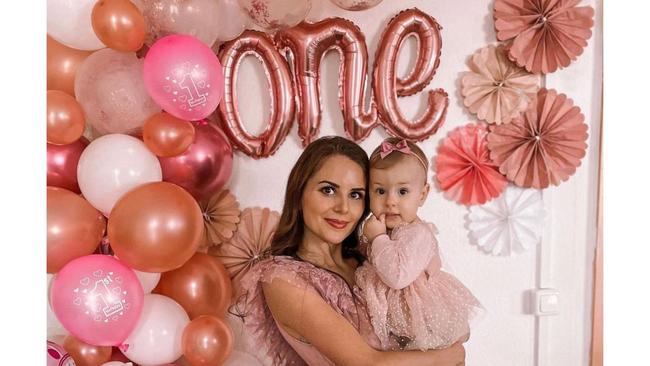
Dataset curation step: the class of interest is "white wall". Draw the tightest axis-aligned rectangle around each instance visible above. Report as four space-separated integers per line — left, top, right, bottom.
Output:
225 1 602 365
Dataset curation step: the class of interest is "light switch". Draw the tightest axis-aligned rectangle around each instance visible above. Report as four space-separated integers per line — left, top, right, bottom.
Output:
533 288 560 316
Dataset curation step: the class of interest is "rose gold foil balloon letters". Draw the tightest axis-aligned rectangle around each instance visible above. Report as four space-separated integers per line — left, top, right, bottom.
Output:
373 8 448 141
215 8 446 156
276 18 377 146
216 31 295 158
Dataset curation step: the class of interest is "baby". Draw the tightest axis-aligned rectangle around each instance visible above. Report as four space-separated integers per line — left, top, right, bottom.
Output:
355 137 483 351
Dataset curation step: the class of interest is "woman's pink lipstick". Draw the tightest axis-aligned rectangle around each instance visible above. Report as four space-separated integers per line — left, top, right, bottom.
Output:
325 218 348 229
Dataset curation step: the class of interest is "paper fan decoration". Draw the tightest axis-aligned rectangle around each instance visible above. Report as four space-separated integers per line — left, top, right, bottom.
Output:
494 0 595 74
461 45 540 124
487 88 588 189
198 189 241 252
467 185 546 256
209 207 280 297
434 123 508 205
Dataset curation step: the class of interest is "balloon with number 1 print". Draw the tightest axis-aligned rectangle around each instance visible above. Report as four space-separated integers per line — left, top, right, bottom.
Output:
50 255 144 347
143 35 224 121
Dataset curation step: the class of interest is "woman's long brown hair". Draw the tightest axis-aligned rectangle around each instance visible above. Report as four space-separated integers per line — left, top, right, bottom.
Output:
268 136 369 261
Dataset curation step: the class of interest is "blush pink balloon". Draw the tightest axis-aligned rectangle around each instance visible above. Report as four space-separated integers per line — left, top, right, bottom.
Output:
50 255 144 347
47 138 89 194
143 35 224 121
159 120 233 201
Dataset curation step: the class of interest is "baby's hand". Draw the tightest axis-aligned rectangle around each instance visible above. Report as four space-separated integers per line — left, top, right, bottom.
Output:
364 214 386 242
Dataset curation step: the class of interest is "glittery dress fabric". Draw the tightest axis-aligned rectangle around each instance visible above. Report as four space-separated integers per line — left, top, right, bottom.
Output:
355 220 484 351
234 255 382 366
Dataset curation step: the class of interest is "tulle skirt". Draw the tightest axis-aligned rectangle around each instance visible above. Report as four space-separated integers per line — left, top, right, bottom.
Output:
355 263 484 351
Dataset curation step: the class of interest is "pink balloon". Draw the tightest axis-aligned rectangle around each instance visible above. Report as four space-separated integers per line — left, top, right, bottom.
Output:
47 341 75 366
159 120 233 201
50 255 144 347
47 138 89 194
143 35 224 121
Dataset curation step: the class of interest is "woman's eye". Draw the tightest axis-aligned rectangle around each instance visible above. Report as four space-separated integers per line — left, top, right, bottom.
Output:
399 188 409 195
375 188 385 195
321 186 335 195
350 191 364 200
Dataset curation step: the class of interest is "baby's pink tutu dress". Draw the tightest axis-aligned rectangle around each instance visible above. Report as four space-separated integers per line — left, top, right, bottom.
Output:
355 219 484 351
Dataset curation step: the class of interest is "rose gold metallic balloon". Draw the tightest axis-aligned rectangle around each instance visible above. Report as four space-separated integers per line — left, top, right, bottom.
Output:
47 137 89 193
329 0 383 11
91 0 146 52
276 18 377 145
107 182 204 272
47 36 93 97
47 90 86 145
216 30 294 158
143 112 196 157
153 253 232 319
181 315 233 366
47 187 106 273
159 120 233 201
62 335 112 366
373 8 448 141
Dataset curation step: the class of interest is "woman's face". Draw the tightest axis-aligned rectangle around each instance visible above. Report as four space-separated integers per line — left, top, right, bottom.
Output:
301 154 366 246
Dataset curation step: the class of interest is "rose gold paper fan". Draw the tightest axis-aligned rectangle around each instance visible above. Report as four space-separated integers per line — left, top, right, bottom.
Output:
487 88 588 189
434 123 508 205
209 207 280 298
461 45 540 124
198 189 241 252
494 0 595 74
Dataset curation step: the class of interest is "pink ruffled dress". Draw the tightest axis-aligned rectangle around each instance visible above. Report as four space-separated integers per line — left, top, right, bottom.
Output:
234 255 382 366
355 220 484 351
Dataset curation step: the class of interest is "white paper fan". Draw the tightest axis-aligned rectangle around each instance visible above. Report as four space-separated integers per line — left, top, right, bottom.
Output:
467 185 546 256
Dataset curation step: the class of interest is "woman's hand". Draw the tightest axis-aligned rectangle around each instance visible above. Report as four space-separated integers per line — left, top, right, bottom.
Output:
364 214 386 241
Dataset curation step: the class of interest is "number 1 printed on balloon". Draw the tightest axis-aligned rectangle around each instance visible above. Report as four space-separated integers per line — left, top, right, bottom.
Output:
179 72 208 108
89 275 124 319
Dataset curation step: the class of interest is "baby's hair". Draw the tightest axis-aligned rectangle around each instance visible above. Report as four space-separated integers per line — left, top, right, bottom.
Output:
369 137 429 179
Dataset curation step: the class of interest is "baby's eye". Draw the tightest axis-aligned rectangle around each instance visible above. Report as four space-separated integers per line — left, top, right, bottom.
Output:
321 186 336 195
375 188 385 195
350 191 364 200
399 188 409 196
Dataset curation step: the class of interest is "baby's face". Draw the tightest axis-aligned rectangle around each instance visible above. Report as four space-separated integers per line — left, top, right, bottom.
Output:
369 155 429 229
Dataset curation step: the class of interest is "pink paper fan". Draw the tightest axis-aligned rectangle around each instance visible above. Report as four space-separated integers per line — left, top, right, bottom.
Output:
199 189 241 252
209 207 280 298
461 45 540 124
435 123 508 205
494 0 595 74
487 88 588 189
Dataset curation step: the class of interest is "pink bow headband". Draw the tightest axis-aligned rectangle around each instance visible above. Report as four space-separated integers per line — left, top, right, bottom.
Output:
379 139 428 171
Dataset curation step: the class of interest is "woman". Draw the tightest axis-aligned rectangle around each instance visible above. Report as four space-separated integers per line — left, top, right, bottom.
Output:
236 136 466 366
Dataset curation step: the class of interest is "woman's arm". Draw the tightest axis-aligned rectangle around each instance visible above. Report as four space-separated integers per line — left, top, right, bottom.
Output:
370 224 436 289
263 278 465 366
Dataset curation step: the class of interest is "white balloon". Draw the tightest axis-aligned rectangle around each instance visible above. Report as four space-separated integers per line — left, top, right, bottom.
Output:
134 270 161 293
101 362 134 366
122 294 189 365
47 0 105 50
47 274 68 339
213 0 250 42
77 134 162 215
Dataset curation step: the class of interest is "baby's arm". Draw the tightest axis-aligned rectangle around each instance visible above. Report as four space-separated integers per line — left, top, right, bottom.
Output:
370 223 436 290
